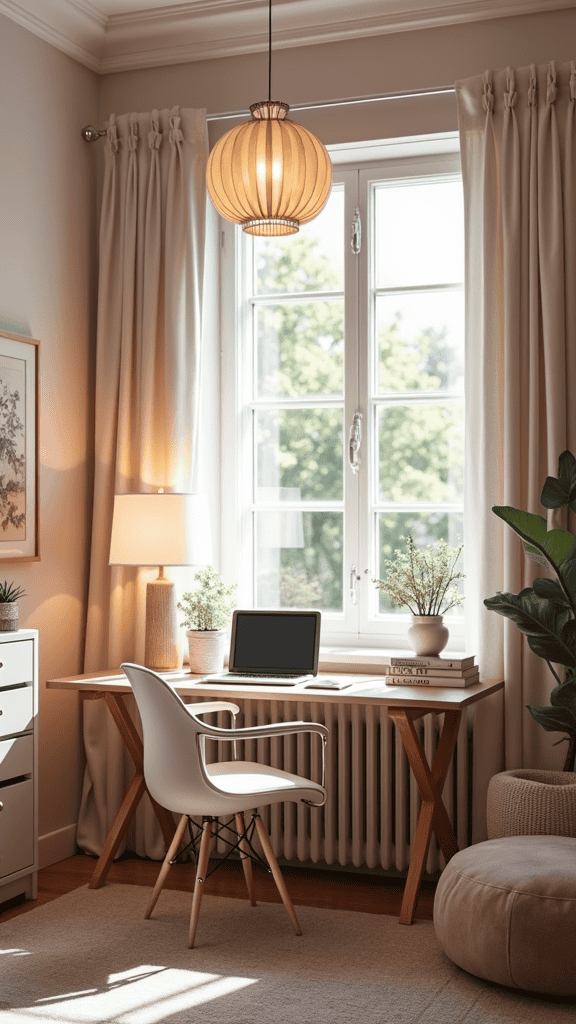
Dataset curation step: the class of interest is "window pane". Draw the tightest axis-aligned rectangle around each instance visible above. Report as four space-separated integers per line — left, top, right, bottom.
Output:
378 402 463 502
256 408 343 501
377 511 463 614
377 290 464 394
375 178 464 289
256 301 344 398
255 510 343 611
254 187 344 295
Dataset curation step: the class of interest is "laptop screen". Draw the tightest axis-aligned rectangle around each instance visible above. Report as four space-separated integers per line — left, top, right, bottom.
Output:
229 610 321 675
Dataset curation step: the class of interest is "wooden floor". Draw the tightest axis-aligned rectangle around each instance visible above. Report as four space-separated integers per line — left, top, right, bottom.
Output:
0 852 436 925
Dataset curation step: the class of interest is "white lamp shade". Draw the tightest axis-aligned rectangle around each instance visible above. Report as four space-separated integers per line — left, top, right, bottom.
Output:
109 492 213 567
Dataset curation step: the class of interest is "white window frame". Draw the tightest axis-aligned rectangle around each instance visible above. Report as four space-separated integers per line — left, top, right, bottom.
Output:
220 133 465 651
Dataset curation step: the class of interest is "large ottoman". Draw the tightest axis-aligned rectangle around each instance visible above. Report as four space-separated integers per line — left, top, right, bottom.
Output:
433 835 576 995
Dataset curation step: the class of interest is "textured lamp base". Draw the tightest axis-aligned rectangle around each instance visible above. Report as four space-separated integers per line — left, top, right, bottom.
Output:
145 576 180 671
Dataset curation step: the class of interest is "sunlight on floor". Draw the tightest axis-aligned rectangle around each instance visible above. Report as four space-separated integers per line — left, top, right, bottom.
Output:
1 965 257 1024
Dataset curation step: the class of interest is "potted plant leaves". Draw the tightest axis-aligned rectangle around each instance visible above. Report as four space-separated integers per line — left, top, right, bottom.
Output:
484 450 576 836
178 566 237 674
0 580 26 632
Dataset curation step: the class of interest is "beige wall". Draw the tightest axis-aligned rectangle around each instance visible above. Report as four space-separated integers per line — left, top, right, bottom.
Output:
98 8 576 146
0 15 98 862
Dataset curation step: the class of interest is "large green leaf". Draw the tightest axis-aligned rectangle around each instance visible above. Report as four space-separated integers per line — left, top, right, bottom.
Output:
491 507 576 601
541 450 576 513
527 703 576 736
484 588 576 665
532 577 572 607
550 676 576 710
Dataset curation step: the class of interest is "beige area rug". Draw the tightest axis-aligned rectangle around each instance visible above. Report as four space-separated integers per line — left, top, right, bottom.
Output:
0 884 573 1023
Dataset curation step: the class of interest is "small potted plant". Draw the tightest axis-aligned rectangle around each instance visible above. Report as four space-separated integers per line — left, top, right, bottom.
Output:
178 566 237 674
0 580 26 632
372 536 465 655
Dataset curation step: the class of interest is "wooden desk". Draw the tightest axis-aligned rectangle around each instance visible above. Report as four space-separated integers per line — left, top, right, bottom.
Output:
47 670 503 925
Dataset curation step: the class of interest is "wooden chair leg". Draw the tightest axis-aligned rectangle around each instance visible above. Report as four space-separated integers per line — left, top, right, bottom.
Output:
188 818 214 949
145 813 189 920
235 812 257 907
253 814 301 936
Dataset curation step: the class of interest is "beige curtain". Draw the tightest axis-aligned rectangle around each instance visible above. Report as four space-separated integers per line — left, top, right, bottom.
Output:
457 62 576 840
77 107 208 858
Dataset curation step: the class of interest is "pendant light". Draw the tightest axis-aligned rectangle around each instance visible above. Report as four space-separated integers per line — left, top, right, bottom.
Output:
206 0 332 236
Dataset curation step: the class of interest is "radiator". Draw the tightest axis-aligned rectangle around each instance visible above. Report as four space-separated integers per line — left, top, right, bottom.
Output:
197 697 471 875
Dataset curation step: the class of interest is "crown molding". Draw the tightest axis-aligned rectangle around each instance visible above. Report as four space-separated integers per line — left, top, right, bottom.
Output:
1 0 574 75
0 0 105 70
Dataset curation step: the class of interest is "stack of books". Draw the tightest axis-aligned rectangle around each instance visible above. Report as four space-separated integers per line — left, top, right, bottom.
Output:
382 653 478 688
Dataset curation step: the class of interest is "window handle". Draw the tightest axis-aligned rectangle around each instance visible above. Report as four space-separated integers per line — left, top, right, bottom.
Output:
348 411 362 474
351 207 361 255
350 564 361 605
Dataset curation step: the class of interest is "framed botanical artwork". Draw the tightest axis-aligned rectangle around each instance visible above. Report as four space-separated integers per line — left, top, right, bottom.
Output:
0 331 39 562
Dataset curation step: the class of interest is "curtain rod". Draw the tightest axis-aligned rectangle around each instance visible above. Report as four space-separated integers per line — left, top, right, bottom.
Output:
81 85 455 141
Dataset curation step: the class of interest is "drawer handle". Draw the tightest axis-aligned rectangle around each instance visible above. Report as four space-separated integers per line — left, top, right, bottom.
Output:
0 802 3 811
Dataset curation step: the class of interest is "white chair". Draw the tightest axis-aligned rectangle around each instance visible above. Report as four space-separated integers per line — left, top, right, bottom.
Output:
121 662 328 948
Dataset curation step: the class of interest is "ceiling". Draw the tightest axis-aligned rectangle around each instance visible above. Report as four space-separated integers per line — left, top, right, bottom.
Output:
0 0 571 74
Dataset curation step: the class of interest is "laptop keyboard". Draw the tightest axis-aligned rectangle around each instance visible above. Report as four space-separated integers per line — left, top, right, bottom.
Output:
231 672 303 679
211 672 312 686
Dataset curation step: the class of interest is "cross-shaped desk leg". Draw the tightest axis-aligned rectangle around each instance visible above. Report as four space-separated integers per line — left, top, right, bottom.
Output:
82 691 176 889
388 707 462 925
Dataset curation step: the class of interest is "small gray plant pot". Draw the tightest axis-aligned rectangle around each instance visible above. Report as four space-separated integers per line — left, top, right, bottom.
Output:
0 604 19 632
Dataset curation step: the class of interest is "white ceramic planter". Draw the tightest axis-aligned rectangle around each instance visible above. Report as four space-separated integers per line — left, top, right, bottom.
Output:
186 629 228 675
487 769 576 839
406 615 449 657
0 604 19 632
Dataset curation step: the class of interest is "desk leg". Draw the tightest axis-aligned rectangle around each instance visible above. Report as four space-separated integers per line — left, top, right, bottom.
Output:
388 708 461 925
86 692 176 890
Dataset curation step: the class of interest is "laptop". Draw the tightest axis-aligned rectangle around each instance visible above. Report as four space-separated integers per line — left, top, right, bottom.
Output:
209 609 321 686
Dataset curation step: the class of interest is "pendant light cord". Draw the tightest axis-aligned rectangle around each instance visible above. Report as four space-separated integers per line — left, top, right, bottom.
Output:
268 0 272 101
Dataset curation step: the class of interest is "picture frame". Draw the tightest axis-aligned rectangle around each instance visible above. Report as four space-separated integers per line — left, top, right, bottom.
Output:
0 331 39 562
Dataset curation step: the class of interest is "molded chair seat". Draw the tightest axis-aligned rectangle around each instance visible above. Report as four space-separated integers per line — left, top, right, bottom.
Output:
121 662 328 948
206 761 325 808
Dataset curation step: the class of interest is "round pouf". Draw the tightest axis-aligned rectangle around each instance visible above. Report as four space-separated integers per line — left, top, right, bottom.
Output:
487 769 576 839
433 836 576 995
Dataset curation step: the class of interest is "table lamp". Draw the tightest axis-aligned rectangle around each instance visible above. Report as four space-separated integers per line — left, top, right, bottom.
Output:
109 492 212 671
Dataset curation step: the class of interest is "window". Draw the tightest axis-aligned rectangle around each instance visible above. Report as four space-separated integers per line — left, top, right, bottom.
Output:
221 141 465 647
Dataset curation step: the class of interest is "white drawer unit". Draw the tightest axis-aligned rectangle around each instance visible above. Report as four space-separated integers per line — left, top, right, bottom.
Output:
0 631 38 907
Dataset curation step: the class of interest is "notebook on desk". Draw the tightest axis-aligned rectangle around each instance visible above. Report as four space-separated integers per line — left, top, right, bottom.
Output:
209 609 321 686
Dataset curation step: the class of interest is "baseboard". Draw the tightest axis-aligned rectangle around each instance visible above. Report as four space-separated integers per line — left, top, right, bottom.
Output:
38 823 78 869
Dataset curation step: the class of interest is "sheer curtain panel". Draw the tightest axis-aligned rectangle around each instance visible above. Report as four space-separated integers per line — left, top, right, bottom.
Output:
77 107 208 858
457 62 576 840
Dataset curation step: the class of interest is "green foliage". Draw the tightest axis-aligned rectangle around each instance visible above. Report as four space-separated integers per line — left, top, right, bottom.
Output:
485 451 576 770
0 580 26 603
255 234 461 611
177 566 236 631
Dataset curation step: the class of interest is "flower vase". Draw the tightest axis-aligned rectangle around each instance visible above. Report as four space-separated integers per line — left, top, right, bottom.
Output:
406 615 449 657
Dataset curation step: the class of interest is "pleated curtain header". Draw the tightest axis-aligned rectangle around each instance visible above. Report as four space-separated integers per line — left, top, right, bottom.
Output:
457 59 576 123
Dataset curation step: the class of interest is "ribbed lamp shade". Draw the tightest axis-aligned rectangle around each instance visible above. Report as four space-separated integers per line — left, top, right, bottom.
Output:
109 493 212 567
206 101 332 236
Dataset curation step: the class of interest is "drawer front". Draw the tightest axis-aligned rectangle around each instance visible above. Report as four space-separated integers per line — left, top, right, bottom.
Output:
0 687 33 739
0 778 34 878
0 640 34 688
0 734 33 783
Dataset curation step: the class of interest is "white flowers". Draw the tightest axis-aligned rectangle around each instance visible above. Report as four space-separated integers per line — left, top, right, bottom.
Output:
373 536 465 616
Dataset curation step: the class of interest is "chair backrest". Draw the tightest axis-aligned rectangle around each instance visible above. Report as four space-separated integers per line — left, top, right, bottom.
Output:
121 662 216 814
